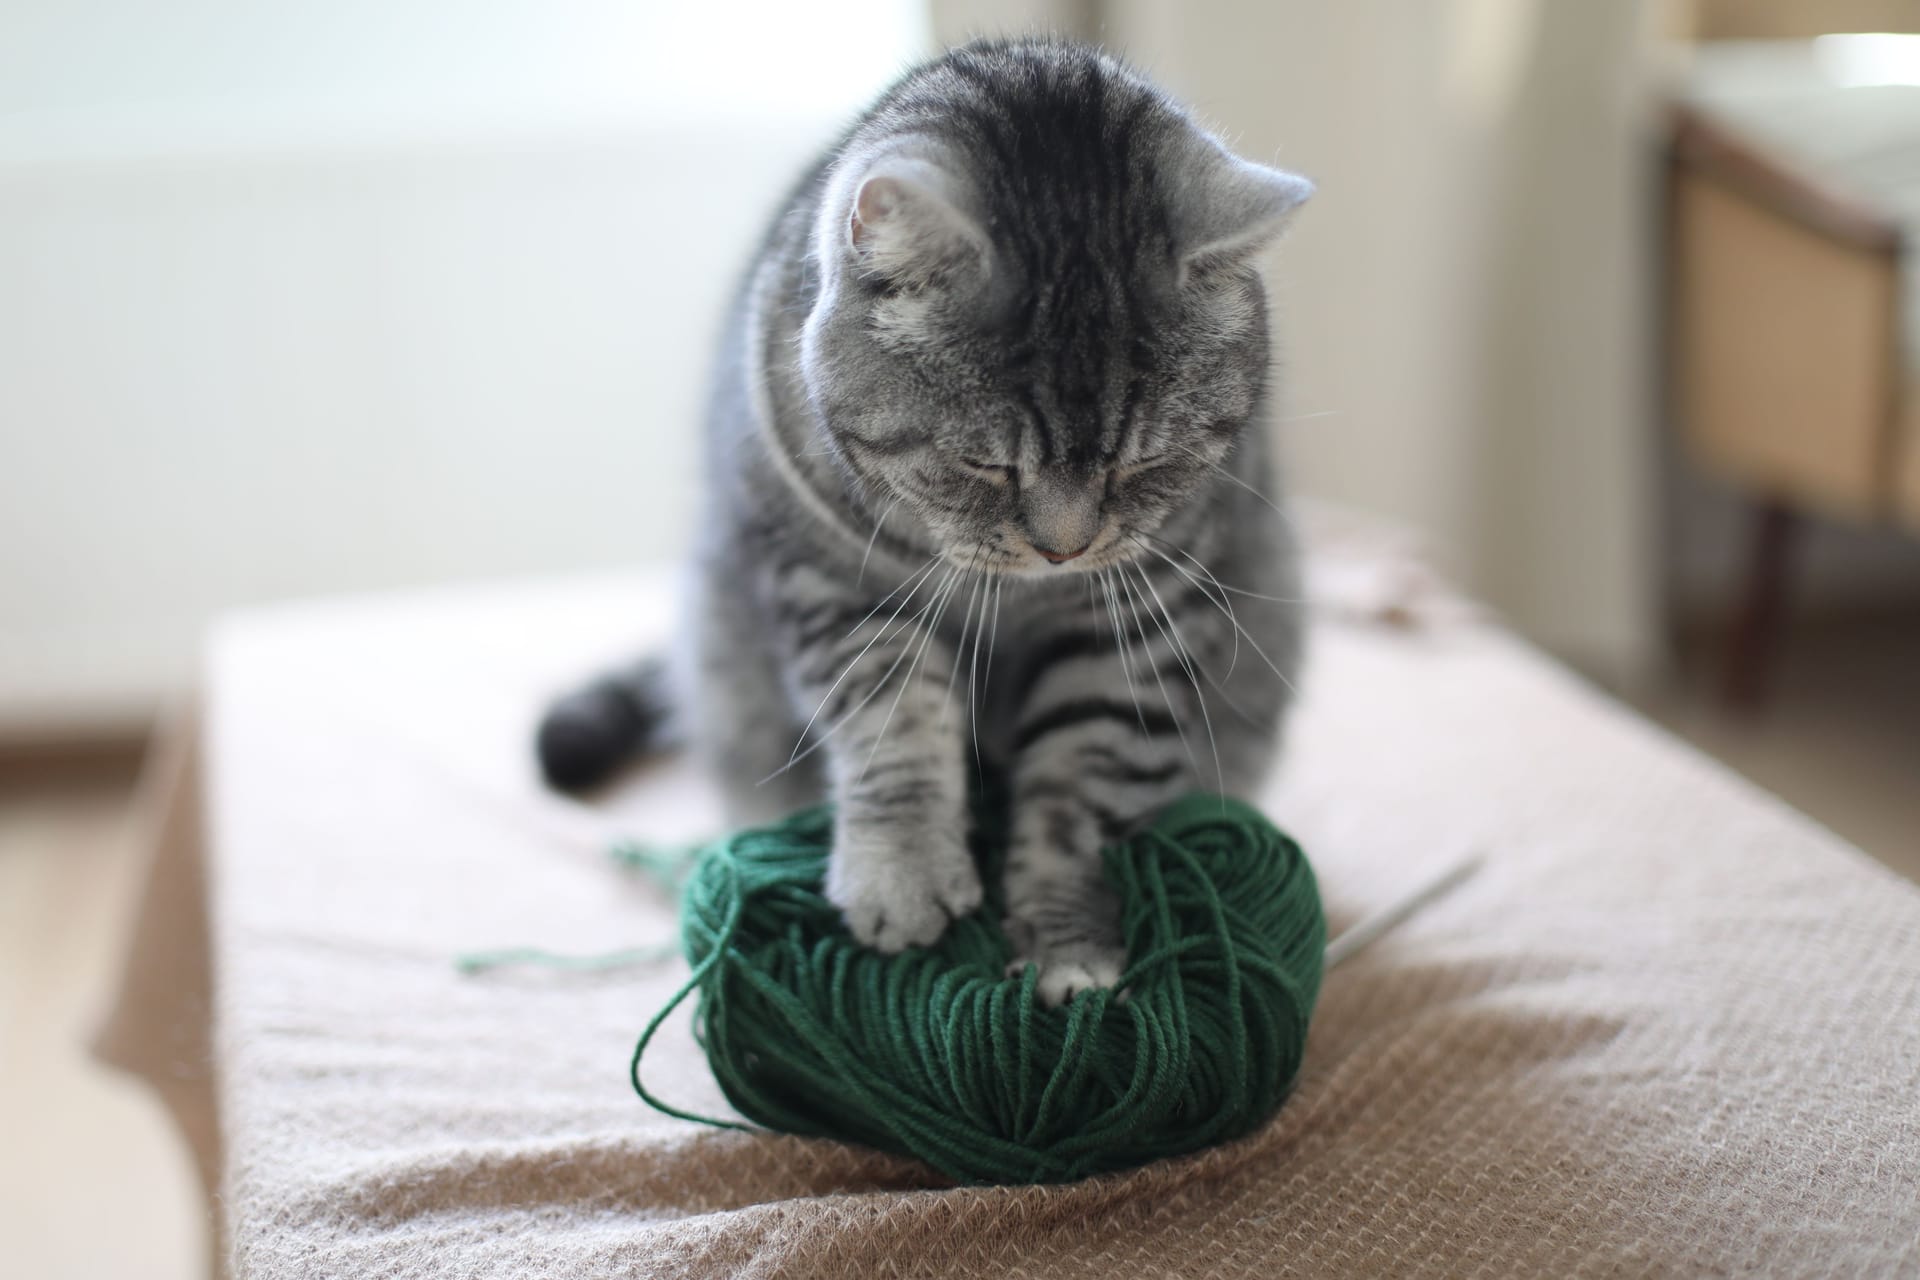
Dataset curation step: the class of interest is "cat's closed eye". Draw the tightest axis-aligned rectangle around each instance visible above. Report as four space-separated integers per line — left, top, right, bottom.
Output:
1112 455 1174 484
960 457 1016 484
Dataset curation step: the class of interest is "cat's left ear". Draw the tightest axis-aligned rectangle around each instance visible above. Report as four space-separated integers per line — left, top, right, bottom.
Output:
1171 139 1314 273
843 155 991 289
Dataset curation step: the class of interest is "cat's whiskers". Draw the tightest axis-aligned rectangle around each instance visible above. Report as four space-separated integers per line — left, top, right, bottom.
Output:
840 553 944 646
1129 532 1298 696
1130 531 1240 677
780 555 943 771
1114 543 1262 738
767 561 951 781
1113 565 1196 770
1126 554 1255 726
1098 569 1150 735
1136 526 1307 604
1128 527 1307 604
941 546 989 734
1116 561 1211 792
856 559 969 785
1172 442 1299 531
1121 557 1199 691
962 546 994 773
1126 559 1229 794
857 495 903 586
981 576 1003 700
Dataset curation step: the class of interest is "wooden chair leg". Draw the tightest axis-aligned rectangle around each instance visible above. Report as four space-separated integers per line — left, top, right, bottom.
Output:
1721 497 1798 711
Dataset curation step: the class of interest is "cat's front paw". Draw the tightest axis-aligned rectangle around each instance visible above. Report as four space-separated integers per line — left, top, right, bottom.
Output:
1003 872 1128 1005
827 827 983 953
1007 944 1128 1006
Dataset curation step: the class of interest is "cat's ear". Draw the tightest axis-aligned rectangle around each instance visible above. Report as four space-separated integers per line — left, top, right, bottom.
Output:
1170 139 1313 274
844 157 990 287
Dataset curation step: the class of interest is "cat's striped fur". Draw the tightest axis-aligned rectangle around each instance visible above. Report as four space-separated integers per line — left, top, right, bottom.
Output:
539 39 1310 1003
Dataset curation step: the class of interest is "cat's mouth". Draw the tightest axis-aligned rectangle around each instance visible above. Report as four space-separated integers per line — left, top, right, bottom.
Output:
944 528 1139 578
1037 545 1136 577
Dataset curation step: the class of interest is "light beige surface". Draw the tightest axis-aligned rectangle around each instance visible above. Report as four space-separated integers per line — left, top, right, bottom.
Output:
106 568 1920 1278
1671 169 1899 518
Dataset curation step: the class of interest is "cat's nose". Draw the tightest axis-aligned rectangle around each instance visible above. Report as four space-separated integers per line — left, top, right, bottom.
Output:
1034 540 1090 564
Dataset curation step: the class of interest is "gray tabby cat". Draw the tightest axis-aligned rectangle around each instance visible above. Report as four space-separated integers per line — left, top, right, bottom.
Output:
538 39 1310 1004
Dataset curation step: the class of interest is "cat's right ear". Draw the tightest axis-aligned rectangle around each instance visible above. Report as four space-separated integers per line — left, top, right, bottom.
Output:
843 158 990 288
1168 137 1314 279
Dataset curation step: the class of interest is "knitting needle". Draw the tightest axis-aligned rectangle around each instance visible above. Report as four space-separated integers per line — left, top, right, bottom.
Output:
1323 852 1482 970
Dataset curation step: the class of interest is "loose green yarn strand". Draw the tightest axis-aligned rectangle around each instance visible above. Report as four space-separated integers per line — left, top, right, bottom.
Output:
631 793 1326 1185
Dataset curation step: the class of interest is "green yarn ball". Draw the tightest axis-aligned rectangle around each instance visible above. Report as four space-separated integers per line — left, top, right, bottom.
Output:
631 793 1326 1185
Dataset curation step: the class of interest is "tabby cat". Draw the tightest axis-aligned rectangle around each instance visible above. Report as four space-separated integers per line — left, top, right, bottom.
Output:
538 38 1310 1004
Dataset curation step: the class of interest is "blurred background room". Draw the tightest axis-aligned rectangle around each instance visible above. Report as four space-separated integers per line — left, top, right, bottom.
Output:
3 1 1918 1275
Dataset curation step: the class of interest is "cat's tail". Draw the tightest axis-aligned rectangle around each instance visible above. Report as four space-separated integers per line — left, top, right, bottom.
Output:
535 654 681 791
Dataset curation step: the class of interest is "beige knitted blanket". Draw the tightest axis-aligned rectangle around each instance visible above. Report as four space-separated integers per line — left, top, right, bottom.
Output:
99 549 1920 1277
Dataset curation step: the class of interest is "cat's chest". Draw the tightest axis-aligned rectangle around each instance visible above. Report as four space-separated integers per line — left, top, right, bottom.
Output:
932 576 1109 756
926 575 1092 659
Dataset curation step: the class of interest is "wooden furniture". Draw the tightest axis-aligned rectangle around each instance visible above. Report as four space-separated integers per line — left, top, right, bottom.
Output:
1685 0 1920 41
1668 59 1920 704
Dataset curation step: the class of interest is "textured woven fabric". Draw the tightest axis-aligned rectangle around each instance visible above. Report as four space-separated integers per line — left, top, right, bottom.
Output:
106 544 1920 1277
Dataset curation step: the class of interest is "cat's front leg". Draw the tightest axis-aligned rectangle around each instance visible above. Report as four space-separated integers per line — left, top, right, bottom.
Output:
822 655 981 952
779 570 982 952
1003 675 1195 1004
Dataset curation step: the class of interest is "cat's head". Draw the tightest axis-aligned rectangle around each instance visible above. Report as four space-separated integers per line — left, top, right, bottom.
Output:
798 41 1310 577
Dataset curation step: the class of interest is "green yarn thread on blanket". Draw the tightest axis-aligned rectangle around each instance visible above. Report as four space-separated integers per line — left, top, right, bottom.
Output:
630 793 1326 1185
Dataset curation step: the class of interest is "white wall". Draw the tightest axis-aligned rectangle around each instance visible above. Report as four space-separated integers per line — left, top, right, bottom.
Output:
0 2 931 731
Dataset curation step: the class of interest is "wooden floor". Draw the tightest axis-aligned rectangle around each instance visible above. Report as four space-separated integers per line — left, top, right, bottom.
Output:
0 613 1914 1279
0 755 208 1280
1633 611 1920 884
